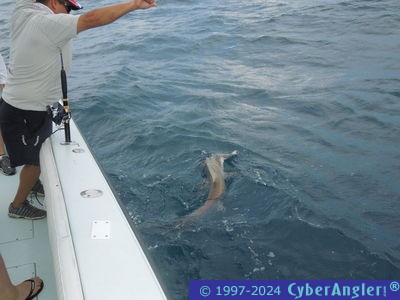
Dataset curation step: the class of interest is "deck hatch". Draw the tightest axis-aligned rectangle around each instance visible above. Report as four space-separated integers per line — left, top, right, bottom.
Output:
80 189 103 198
91 220 111 239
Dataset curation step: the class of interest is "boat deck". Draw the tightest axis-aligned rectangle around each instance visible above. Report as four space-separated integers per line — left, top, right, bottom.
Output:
0 119 167 299
0 169 57 299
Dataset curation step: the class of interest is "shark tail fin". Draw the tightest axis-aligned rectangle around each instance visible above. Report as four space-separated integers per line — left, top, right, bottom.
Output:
220 150 239 160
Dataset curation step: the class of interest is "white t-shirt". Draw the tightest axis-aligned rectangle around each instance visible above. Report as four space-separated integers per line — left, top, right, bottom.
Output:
0 53 6 98
0 54 6 85
3 0 80 111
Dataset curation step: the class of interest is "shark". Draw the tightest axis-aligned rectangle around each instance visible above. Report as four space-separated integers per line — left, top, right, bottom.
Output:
188 150 238 217
144 150 239 231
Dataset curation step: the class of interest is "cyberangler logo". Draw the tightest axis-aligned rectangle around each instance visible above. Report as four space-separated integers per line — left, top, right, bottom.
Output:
288 282 387 299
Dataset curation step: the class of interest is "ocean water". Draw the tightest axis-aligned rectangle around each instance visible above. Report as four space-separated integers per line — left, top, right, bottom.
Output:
1 0 400 298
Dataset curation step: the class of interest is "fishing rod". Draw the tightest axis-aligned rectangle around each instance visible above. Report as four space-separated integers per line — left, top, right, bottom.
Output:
60 51 71 143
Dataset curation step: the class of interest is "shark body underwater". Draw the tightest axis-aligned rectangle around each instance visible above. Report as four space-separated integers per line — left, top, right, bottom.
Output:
174 150 238 228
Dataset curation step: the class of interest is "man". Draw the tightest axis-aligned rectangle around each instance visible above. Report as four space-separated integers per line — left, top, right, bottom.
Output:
0 53 16 176
0 0 157 219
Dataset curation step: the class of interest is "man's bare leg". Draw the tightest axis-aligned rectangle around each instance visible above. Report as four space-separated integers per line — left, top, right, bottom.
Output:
11 164 40 208
0 133 6 155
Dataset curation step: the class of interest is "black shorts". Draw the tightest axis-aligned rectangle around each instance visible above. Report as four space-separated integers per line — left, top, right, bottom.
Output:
0 98 52 167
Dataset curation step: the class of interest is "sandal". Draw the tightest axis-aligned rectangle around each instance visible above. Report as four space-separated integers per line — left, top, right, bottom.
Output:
24 278 44 300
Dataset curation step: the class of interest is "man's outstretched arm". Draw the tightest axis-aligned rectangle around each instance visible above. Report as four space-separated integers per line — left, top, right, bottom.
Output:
77 0 157 33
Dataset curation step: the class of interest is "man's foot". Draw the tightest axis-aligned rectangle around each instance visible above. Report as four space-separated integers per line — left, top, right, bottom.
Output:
16 277 44 300
30 180 44 197
8 201 46 220
0 277 43 300
0 155 16 176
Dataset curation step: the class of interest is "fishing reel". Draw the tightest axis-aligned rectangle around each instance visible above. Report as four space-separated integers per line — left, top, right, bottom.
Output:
47 102 70 125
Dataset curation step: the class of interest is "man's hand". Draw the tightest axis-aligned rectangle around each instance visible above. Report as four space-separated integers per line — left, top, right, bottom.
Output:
136 0 157 9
